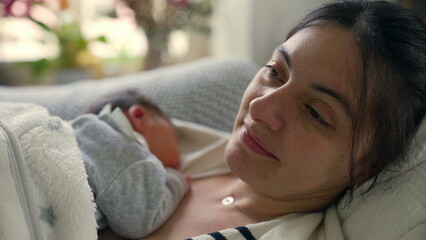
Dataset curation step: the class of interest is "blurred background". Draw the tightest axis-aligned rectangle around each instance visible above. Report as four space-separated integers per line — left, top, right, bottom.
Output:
0 0 424 86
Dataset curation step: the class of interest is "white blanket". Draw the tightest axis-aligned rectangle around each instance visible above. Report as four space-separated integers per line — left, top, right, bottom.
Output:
0 102 97 240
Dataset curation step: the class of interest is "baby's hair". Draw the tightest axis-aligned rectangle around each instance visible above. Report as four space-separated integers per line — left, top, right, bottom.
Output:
83 89 166 118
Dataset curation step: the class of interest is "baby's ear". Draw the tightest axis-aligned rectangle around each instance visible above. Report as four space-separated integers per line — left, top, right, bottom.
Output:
126 105 148 133
128 105 145 119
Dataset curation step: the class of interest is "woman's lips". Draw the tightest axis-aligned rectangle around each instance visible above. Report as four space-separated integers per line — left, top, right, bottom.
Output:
241 126 278 160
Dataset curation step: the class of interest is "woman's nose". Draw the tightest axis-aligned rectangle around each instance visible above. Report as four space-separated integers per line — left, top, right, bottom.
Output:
249 88 287 131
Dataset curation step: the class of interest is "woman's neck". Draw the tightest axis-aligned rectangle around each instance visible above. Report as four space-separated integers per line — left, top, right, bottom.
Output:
227 179 335 221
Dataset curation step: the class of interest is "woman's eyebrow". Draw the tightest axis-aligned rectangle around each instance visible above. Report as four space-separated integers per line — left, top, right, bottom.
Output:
276 45 292 68
311 84 353 118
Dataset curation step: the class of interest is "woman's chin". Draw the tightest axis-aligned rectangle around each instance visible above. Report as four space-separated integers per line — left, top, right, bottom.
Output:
224 137 246 171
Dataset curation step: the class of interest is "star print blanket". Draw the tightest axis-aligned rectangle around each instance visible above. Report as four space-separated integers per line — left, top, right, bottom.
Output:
0 102 97 240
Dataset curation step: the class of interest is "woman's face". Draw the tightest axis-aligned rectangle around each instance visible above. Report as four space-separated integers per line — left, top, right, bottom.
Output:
225 24 362 203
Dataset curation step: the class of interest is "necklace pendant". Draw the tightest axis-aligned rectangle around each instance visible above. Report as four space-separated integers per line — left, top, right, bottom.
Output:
221 196 235 206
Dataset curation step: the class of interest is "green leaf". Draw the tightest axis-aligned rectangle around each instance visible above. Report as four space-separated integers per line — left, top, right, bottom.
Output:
29 17 52 33
96 35 108 43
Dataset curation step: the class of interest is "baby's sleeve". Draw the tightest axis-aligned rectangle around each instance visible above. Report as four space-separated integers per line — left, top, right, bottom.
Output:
96 156 189 239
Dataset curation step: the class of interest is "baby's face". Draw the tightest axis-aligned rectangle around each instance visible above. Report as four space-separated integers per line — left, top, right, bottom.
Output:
141 113 180 169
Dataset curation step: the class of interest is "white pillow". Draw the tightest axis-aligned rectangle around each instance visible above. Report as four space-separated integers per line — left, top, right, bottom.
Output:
337 119 426 240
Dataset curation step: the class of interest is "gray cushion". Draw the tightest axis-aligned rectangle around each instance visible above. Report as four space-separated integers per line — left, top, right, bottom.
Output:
0 57 259 132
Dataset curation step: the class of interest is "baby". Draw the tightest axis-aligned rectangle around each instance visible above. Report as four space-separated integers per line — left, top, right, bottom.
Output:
70 90 189 239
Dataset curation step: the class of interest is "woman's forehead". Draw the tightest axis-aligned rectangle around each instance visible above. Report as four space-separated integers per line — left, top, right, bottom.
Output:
279 25 363 113
283 25 361 67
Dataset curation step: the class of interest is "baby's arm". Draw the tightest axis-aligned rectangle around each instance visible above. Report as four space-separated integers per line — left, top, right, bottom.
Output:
95 157 189 239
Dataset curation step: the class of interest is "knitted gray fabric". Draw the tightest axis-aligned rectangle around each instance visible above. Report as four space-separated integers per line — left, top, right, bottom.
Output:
0 57 258 132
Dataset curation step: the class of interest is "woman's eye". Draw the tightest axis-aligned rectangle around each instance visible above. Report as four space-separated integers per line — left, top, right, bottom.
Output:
264 65 281 79
304 104 330 127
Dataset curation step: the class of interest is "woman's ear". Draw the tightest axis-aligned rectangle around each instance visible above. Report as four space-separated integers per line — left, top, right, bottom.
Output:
126 105 148 133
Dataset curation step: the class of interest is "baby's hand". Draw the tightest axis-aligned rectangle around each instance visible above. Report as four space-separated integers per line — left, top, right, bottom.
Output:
184 174 192 191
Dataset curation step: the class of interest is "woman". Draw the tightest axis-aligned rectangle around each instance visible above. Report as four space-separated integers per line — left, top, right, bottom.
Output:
100 0 426 239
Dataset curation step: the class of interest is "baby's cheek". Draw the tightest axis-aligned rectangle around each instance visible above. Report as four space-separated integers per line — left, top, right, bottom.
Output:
165 147 181 169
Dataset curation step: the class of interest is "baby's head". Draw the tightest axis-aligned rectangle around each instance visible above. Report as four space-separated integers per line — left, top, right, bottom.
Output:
84 90 180 169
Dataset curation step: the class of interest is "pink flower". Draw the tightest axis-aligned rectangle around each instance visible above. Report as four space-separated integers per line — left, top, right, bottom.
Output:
1 0 15 16
1 0 31 17
0 0 14 5
168 0 189 7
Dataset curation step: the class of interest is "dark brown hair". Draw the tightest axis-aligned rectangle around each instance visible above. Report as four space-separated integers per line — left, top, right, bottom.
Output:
83 89 167 118
287 0 426 197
